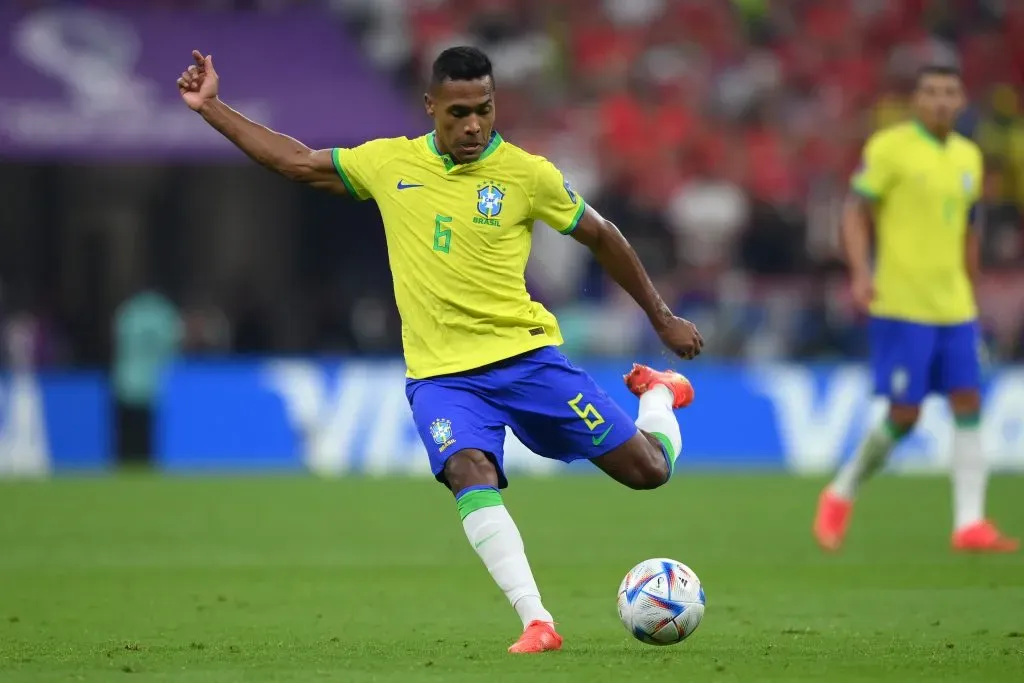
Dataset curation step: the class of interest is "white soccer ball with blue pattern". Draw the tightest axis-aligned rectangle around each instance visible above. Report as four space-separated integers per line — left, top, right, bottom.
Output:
617 558 705 645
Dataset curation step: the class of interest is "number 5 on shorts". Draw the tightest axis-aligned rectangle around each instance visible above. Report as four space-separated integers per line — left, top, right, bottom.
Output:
568 392 605 431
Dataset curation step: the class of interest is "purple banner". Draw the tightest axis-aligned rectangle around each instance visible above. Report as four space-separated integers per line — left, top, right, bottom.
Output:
0 7 420 160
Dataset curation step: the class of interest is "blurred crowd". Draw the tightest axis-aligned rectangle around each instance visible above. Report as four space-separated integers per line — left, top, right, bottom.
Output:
335 0 1024 360
4 0 1024 369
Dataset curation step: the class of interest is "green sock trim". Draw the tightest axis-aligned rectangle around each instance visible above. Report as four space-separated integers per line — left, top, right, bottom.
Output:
651 432 676 475
883 420 912 440
456 489 503 520
954 414 981 429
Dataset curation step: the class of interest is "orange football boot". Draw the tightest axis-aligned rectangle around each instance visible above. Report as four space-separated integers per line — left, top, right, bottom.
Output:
813 488 853 552
508 620 563 654
623 363 695 409
952 520 1019 553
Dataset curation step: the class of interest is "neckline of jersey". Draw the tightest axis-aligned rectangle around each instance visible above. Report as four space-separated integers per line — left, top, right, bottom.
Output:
911 119 950 147
426 131 503 172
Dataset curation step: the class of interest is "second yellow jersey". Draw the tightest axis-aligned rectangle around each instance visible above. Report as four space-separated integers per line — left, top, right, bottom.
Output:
851 121 984 324
332 132 586 379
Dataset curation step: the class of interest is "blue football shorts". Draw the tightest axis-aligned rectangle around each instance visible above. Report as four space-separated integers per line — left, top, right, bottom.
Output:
869 316 982 404
405 346 638 489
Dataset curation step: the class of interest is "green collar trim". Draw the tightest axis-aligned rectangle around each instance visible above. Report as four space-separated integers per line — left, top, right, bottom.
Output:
426 131 503 171
912 119 948 147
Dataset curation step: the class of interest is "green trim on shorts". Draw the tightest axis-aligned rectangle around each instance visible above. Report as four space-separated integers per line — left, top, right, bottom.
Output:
456 488 503 520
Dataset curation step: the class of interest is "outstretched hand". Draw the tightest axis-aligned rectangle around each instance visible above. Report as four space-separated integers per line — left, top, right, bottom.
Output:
656 316 704 360
177 50 219 111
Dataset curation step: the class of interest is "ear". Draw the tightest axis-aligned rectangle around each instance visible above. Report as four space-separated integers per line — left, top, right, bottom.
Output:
424 92 434 117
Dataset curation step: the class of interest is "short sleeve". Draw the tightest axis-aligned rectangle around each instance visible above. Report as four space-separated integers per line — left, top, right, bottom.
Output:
529 158 587 235
850 134 895 201
332 138 392 200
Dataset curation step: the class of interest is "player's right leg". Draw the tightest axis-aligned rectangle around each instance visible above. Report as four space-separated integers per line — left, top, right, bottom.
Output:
595 363 694 488
485 350 681 490
814 317 932 551
405 376 562 654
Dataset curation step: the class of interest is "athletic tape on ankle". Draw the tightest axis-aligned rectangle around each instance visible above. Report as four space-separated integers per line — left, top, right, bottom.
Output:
455 487 503 520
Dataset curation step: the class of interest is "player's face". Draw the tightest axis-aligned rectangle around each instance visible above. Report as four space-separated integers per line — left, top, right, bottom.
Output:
913 74 965 132
425 77 495 163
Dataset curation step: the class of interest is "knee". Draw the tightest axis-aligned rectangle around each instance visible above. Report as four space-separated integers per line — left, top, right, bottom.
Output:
625 444 671 491
949 390 982 419
444 449 499 493
887 405 921 435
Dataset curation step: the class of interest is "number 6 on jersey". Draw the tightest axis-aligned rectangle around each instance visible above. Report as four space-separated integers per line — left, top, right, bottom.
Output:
434 214 452 253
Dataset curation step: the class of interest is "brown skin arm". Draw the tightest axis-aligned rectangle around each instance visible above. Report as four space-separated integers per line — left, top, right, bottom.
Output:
177 52 345 194
570 204 704 359
197 99 346 194
841 194 876 311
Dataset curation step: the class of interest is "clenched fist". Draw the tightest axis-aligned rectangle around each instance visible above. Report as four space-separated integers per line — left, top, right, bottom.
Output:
656 315 704 361
177 50 219 111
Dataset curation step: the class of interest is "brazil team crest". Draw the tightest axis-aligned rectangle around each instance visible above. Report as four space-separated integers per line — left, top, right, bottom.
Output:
475 181 506 226
563 178 578 204
429 418 456 452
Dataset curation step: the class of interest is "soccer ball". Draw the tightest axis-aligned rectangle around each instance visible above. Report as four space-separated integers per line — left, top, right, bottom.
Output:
617 558 705 645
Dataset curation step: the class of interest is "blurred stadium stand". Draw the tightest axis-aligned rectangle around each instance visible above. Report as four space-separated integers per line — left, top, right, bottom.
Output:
2 1 1024 476
1 0 1023 370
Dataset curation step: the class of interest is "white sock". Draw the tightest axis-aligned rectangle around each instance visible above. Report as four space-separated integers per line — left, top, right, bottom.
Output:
635 385 682 474
831 421 899 500
951 421 987 530
459 492 553 629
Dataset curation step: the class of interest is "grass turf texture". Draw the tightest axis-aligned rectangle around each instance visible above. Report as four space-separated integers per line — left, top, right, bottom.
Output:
1 474 1022 682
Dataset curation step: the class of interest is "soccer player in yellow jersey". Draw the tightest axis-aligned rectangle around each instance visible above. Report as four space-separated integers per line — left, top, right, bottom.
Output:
814 65 1018 554
178 47 706 651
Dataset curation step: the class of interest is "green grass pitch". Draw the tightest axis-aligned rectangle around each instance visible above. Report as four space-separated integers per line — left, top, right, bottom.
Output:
1 473 1022 682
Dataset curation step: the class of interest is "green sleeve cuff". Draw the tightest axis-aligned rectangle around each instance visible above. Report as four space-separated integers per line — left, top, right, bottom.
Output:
559 199 587 235
331 148 363 199
851 180 879 201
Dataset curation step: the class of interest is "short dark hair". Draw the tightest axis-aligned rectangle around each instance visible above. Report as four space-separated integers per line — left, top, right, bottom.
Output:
915 63 961 86
431 46 494 88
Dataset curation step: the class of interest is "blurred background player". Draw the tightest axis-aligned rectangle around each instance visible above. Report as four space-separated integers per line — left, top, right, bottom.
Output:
177 45 702 653
814 65 1018 554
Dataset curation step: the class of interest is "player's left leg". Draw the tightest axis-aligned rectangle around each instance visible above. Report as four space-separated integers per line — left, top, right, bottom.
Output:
938 321 1018 552
406 374 562 652
443 450 563 652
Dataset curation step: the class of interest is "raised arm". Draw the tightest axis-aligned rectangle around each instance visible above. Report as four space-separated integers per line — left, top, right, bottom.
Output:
177 50 347 195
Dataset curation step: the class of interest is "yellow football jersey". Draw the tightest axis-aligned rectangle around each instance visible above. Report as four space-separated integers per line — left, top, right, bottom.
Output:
851 120 984 324
332 132 587 379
